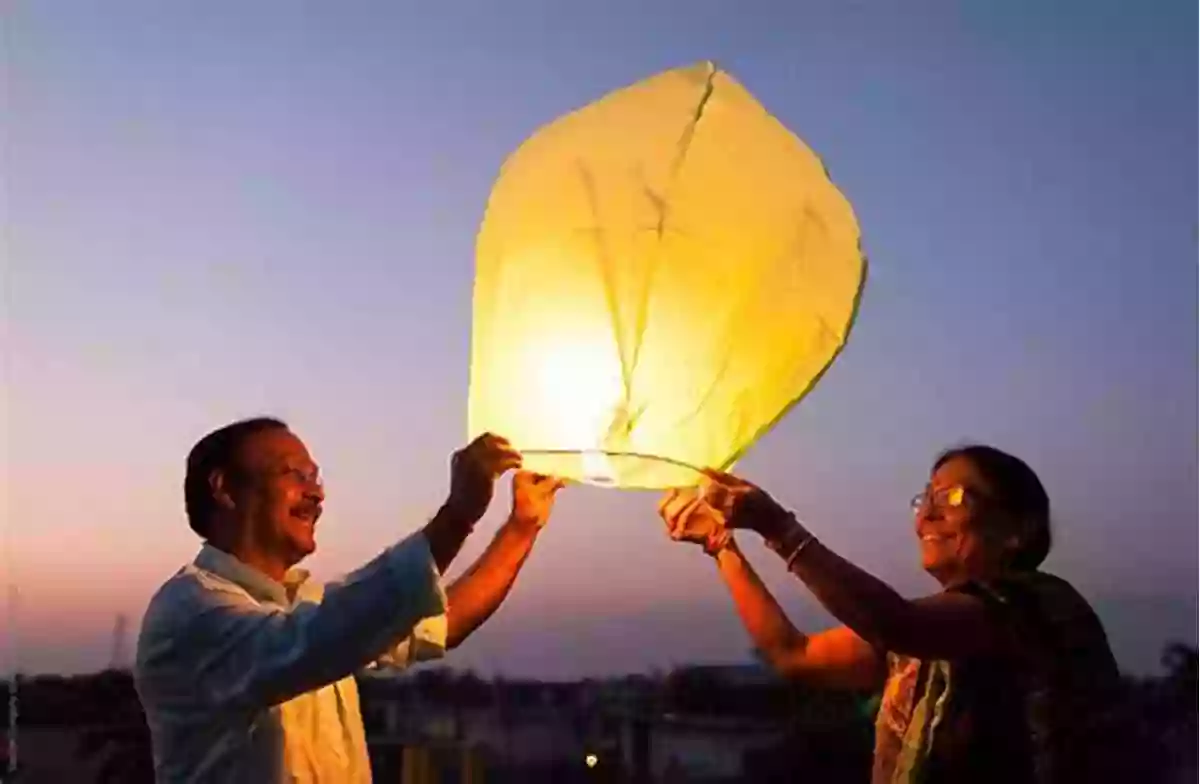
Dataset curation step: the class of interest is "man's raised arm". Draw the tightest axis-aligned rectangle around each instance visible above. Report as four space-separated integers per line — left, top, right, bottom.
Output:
136 434 522 711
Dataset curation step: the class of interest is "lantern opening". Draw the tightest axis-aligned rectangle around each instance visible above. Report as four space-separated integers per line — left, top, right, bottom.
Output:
520 448 705 489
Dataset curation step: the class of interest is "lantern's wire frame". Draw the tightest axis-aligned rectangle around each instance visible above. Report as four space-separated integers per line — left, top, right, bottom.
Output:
519 448 709 489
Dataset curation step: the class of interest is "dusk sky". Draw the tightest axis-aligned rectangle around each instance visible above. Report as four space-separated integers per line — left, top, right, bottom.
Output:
4 1 1196 679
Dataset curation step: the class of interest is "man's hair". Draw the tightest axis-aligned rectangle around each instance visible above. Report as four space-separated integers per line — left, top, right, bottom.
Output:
184 417 289 539
933 444 1052 571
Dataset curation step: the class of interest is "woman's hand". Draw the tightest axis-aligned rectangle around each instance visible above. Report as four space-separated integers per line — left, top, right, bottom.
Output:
658 487 733 556
700 469 794 541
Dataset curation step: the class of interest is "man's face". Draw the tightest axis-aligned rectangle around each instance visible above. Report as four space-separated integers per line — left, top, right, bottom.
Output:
224 428 325 570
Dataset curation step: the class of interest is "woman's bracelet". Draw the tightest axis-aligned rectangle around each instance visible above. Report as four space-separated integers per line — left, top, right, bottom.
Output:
783 533 817 570
767 515 817 569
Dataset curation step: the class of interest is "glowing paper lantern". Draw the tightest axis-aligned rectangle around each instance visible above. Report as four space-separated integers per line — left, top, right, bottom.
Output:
468 61 866 488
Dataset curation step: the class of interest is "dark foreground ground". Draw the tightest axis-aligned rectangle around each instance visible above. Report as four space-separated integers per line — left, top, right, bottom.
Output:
1 642 1194 783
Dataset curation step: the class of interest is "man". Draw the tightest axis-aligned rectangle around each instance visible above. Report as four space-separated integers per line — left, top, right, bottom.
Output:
134 417 563 782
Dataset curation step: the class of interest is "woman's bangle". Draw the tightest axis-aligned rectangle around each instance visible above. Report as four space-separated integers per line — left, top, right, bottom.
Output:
765 514 804 552
766 515 816 568
783 533 817 570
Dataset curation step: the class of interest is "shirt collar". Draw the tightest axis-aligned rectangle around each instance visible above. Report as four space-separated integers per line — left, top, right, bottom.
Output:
194 544 312 606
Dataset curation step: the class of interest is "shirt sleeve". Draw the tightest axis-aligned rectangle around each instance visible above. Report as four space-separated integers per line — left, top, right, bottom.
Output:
143 531 447 713
365 613 448 673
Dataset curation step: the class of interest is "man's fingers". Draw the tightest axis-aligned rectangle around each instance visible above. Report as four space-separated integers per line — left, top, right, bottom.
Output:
489 442 523 463
473 432 511 450
468 435 521 474
494 454 523 475
470 433 521 462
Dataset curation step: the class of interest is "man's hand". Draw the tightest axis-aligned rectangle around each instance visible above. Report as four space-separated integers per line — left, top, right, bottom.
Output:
700 469 792 540
426 434 522 574
510 471 566 532
442 471 564 649
445 433 523 525
658 487 732 556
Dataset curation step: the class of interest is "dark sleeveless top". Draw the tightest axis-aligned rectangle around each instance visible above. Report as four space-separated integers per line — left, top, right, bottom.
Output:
872 572 1132 783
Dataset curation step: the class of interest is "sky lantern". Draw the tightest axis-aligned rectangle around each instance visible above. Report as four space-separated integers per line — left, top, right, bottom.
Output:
468 61 867 489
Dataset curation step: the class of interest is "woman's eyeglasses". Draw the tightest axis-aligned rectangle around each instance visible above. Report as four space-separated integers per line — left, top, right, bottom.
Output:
910 485 967 514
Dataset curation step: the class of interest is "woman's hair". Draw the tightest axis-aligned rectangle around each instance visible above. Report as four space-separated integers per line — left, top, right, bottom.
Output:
933 444 1052 571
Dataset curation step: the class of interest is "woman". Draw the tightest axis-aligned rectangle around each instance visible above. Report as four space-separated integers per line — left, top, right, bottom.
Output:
659 444 1129 783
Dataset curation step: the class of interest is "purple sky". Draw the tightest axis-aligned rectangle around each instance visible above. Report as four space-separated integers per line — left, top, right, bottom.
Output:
4 1 1196 679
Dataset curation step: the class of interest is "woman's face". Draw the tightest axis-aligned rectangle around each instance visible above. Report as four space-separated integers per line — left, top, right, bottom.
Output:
912 456 1013 586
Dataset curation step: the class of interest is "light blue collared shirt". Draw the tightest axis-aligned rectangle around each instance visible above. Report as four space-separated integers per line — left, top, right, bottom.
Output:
134 532 447 783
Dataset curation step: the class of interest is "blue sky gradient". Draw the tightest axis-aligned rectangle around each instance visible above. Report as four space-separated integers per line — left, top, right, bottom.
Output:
4 1 1196 677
